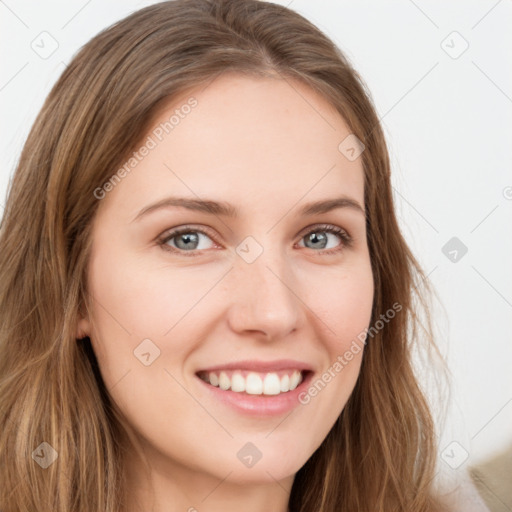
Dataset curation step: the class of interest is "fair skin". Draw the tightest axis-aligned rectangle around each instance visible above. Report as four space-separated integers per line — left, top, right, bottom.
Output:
77 73 374 512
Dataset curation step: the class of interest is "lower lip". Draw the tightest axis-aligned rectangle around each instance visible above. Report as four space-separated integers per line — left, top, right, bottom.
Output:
195 372 313 416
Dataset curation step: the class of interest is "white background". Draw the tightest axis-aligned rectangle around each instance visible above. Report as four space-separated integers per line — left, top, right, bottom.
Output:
1 0 511 486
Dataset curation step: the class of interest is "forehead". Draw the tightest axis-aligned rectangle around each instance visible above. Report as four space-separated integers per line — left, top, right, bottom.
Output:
98 73 365 219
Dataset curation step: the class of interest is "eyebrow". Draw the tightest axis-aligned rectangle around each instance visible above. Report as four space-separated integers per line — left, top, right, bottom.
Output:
131 195 365 223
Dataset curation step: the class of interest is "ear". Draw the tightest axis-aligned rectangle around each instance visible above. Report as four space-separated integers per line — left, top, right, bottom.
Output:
76 319 90 339
76 305 91 340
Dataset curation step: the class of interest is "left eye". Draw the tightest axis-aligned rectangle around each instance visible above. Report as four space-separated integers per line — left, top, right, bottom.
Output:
158 224 352 256
297 224 352 253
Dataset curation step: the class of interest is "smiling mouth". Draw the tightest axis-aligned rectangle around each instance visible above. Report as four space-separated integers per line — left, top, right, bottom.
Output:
196 369 309 396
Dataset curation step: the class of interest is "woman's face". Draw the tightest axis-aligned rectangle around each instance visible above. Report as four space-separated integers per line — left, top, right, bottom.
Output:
78 73 373 488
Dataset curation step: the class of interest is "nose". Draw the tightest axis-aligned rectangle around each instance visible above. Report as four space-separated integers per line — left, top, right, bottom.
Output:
225 247 303 341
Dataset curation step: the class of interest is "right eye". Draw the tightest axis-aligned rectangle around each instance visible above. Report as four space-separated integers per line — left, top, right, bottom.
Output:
158 226 220 256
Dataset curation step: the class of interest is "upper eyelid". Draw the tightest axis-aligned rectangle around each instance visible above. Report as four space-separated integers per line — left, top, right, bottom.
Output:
159 225 218 244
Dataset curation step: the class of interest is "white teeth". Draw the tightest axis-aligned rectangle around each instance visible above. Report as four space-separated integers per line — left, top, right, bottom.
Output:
218 371 230 390
231 372 245 392
289 370 302 390
245 372 263 395
209 372 219 387
204 369 304 396
263 373 281 395
280 374 290 392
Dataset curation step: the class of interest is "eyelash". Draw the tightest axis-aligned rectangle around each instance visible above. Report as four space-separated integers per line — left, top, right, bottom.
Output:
157 223 353 257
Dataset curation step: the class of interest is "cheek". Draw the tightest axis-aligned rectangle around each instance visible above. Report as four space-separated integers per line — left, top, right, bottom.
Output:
85 248 228 397
299 261 373 395
84 252 200 435
305 261 374 351
87 251 212 338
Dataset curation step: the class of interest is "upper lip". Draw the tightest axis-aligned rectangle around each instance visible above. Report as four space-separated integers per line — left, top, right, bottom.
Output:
196 359 313 374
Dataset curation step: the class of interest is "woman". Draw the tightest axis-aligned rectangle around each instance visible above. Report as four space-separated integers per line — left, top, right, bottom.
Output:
0 0 454 510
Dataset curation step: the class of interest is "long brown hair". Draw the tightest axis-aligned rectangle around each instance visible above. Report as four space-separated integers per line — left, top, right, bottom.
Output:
0 0 447 510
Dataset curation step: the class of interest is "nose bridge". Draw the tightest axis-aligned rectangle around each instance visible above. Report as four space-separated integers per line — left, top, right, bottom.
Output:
226 236 301 337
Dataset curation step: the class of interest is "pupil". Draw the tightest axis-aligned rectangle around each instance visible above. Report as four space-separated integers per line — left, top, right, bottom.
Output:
178 232 198 249
309 232 326 248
